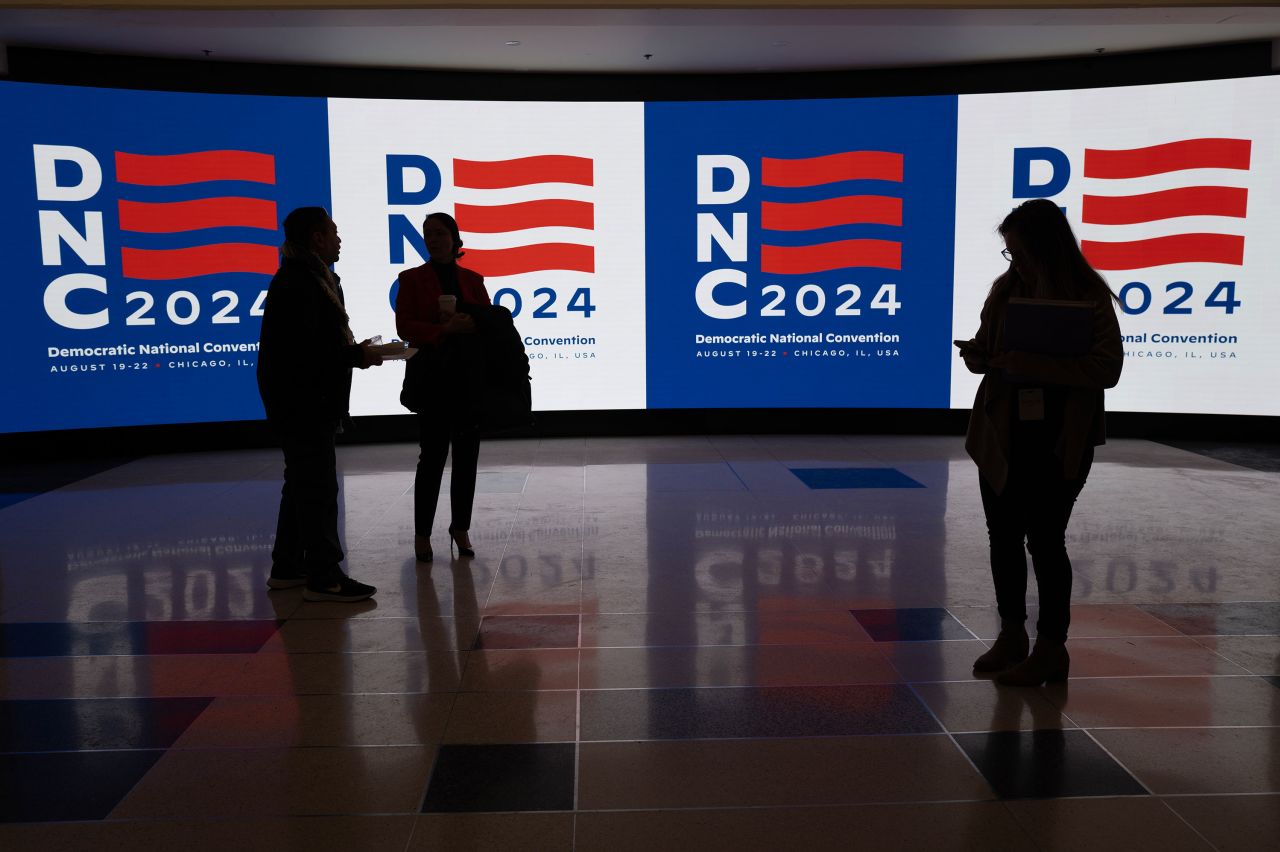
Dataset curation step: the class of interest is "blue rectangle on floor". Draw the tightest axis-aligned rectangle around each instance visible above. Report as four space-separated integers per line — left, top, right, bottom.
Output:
0 698 212 752
953 730 1148 799
851 608 975 642
0 621 281 657
0 750 164 822
790 467 925 489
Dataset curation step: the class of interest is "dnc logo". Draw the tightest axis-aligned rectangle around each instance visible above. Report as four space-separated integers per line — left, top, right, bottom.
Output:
693 150 905 321
1014 137 1249 316
35 144 282 331
384 152 599 318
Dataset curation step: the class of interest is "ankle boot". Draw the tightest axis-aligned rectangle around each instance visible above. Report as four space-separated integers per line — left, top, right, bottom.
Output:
972 623 1029 673
995 639 1069 687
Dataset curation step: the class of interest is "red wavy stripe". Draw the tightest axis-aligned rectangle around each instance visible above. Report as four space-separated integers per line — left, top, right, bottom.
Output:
1081 186 1247 225
761 152 903 188
118 197 278 233
463 243 594 277
455 199 594 233
1081 234 1244 270
120 243 278 279
453 156 593 189
761 195 901 231
760 239 901 274
1084 139 1251 179
115 151 276 186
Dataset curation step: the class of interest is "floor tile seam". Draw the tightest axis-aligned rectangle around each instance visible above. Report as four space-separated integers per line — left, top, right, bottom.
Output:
6 814 423 827
1156 791 1280 799
939 607 985 642
0 693 221 701
1181 632 1280 639
936 722 1086 736
3 742 445 755
906 681 1001 800
0 746 170 757
75 743 444 754
578 675 921 690
578 731 959 746
0 651 278 661
1078 724 1280 732
570 681 913 693
575 641 881 650
189 689 466 698
0 643 460 659
569 798 1019 816
1078 727 1158 797
990 672 1269 681
895 674 1255 686
254 648 471 655
581 639 895 650
0 617 284 626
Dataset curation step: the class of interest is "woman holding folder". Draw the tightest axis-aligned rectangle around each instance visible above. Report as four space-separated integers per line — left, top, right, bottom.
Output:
957 199 1123 686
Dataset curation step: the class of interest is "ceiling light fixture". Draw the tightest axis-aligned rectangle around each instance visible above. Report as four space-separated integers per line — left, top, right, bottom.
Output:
505 41 521 46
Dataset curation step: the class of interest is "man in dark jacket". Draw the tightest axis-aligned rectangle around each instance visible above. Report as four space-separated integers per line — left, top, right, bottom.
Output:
257 207 382 602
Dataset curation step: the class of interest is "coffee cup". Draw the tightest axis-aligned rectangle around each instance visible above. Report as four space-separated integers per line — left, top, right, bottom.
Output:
438 295 457 319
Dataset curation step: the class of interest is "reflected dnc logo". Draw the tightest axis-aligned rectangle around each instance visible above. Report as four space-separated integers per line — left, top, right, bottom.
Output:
1015 137 1251 270
387 153 595 278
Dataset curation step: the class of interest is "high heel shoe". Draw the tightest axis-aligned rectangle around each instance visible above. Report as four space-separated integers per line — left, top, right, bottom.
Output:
448 528 475 558
414 534 433 562
995 640 1069 687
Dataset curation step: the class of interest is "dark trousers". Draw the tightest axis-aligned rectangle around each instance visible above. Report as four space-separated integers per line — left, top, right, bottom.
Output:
979 443 1093 643
272 425 344 583
415 413 480 535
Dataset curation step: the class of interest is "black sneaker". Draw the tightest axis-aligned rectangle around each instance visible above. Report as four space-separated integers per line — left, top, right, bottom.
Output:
266 565 307 590
302 576 377 602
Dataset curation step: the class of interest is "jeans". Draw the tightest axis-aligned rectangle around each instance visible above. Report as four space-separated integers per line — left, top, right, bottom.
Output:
979 443 1093 643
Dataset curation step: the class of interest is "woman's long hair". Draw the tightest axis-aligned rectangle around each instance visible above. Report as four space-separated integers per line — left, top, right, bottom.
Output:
425 211 465 260
988 199 1118 305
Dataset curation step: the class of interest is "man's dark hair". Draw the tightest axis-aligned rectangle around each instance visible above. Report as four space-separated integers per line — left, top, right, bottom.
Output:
282 206 332 249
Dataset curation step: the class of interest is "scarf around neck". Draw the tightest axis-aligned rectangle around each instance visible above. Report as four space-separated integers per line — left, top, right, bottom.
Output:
282 243 355 345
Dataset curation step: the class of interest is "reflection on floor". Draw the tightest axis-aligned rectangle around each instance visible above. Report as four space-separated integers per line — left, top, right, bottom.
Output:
0 435 1277 850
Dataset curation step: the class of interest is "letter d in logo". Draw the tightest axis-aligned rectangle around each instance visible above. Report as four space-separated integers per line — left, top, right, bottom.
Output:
1012 147 1070 199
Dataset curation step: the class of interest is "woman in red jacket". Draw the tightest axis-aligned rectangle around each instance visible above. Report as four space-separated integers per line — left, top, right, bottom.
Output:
396 212 491 561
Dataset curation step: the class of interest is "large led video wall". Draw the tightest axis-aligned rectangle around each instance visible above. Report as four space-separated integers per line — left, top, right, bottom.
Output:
3 74 1277 432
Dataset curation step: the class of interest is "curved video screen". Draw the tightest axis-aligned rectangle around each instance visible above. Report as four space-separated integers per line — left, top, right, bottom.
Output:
2 74 1277 432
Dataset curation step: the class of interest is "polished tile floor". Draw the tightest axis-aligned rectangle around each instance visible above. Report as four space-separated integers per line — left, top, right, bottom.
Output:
0 435 1277 850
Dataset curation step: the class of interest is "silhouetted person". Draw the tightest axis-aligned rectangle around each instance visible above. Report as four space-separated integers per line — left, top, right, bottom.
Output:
397 211 491 562
958 199 1123 686
258 206 383 602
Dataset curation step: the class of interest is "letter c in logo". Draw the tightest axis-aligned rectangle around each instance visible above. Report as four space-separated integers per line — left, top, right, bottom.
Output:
695 269 748 320
45 273 109 330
